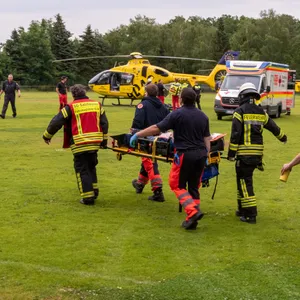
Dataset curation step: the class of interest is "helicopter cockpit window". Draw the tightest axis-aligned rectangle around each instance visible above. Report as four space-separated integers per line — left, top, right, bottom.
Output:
142 60 150 64
120 73 134 85
97 72 110 84
154 68 169 77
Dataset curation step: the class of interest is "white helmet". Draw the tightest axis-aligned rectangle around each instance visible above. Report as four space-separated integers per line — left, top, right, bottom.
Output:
238 82 260 100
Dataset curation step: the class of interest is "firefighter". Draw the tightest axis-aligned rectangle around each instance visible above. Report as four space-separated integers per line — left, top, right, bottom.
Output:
227 83 287 224
56 76 68 110
131 84 170 202
193 82 202 110
43 84 108 205
130 88 211 230
169 79 181 110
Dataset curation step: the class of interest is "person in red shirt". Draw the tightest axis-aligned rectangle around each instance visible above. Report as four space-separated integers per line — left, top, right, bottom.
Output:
56 76 68 110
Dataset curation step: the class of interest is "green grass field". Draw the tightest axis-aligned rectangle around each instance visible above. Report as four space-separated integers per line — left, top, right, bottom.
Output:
0 91 300 300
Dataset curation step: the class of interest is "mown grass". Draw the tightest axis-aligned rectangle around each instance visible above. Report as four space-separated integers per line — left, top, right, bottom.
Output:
0 91 299 299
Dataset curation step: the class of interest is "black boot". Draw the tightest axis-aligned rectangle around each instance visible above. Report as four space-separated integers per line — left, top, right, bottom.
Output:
182 211 204 230
240 216 256 224
94 189 99 199
132 179 145 194
235 210 242 217
12 113 17 118
148 189 165 202
0 115 5 119
80 197 95 206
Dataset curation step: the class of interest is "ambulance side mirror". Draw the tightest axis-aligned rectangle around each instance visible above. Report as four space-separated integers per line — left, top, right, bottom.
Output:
266 86 271 93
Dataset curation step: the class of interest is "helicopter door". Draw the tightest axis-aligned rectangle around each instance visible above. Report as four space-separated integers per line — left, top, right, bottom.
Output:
119 73 134 94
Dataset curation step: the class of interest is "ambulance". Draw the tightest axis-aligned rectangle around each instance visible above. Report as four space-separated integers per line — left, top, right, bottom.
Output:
214 60 296 120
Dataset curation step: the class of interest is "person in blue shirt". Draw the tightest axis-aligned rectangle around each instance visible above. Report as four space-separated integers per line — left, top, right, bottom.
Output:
131 84 170 202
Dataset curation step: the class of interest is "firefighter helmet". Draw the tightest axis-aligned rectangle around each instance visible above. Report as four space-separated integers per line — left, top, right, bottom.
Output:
238 82 261 101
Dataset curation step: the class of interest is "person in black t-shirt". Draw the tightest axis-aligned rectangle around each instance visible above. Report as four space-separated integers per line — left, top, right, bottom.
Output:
0 74 21 119
56 76 68 110
130 88 212 230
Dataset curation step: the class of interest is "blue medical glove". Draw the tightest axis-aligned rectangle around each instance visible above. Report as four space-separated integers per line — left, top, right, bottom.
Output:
130 133 138 148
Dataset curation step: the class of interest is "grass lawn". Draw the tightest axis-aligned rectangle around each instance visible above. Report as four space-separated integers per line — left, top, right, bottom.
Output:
0 91 300 299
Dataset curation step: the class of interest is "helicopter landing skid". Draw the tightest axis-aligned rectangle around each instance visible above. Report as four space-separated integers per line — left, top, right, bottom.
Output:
99 96 136 107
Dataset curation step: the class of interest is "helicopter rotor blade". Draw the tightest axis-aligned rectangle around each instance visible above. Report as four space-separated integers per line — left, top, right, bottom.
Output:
143 55 217 63
53 55 130 63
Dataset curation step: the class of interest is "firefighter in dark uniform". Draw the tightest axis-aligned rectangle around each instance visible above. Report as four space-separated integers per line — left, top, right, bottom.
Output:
227 83 287 224
130 88 211 230
0 74 21 119
131 84 170 202
193 82 202 110
43 84 108 205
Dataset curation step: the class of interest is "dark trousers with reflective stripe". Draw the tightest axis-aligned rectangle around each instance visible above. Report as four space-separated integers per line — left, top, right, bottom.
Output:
74 151 98 200
137 158 162 191
236 159 257 217
169 150 206 220
2 94 16 117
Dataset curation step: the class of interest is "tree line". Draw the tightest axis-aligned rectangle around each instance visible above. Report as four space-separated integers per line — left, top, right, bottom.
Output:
0 9 300 86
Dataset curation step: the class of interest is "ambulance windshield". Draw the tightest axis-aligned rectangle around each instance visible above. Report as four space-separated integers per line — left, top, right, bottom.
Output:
221 75 260 90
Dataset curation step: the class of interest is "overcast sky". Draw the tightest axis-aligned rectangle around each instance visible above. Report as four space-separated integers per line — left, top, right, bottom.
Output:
1 0 300 42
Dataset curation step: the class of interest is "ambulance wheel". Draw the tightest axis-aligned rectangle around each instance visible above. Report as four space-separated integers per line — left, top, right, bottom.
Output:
275 107 281 118
117 153 122 161
217 114 222 120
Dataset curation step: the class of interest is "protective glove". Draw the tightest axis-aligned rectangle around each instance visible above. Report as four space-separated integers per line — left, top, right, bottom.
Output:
100 139 107 149
130 133 138 148
227 157 235 162
280 135 287 144
42 135 51 145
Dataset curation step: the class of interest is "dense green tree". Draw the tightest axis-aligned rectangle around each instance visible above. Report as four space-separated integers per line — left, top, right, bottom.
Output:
1 10 300 85
18 21 55 85
49 14 76 80
213 17 231 60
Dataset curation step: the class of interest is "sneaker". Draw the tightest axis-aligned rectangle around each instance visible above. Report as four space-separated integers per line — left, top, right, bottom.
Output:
148 189 165 202
182 221 198 230
80 198 95 206
132 179 145 194
240 216 256 224
182 210 204 230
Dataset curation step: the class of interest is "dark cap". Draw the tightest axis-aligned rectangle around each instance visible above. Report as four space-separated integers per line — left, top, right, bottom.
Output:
181 88 196 105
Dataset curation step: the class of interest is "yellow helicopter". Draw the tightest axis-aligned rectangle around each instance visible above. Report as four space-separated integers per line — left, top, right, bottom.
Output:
54 50 240 106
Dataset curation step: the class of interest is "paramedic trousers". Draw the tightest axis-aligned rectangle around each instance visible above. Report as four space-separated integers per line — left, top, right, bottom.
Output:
74 151 99 200
59 94 68 110
137 158 163 191
236 158 259 217
169 149 206 220
172 95 179 110
2 94 16 117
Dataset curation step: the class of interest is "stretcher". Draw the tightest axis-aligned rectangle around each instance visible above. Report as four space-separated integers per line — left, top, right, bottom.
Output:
109 132 226 203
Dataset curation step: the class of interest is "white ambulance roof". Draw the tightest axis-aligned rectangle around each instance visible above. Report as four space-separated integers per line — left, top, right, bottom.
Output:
226 60 289 70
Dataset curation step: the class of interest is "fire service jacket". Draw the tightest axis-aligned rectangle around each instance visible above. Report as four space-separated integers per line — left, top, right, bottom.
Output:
228 102 287 158
43 96 108 155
